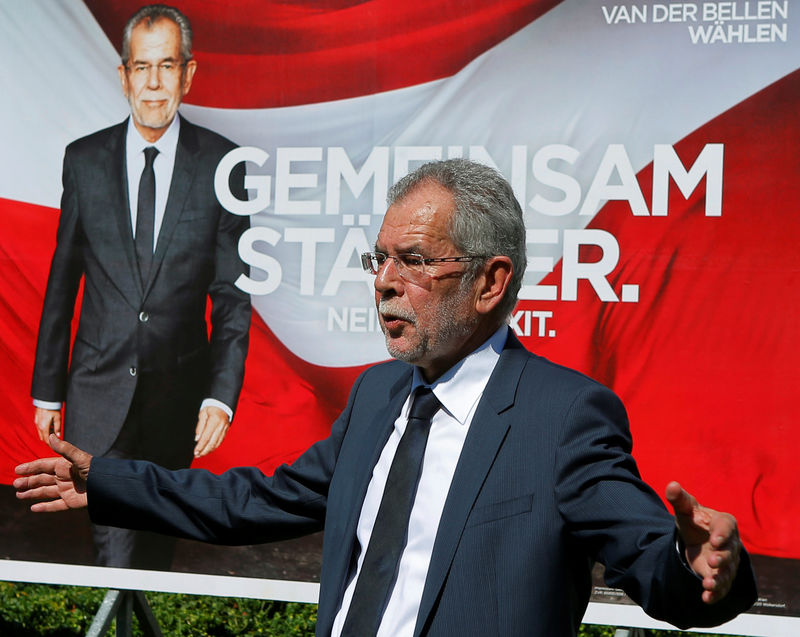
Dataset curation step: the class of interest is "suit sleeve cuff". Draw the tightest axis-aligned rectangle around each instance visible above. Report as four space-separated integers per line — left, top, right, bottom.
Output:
675 532 703 580
33 398 62 410
201 398 233 421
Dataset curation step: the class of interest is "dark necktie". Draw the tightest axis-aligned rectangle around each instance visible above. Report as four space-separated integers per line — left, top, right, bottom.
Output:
341 387 441 637
135 146 158 280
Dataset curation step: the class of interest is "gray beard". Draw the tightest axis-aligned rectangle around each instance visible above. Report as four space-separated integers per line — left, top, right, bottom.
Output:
379 280 478 365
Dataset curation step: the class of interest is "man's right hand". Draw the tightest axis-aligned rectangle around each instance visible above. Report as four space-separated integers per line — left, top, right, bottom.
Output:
14 435 92 512
34 407 62 443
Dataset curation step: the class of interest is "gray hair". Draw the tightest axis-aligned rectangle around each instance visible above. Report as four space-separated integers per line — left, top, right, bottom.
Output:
121 4 193 65
388 158 527 320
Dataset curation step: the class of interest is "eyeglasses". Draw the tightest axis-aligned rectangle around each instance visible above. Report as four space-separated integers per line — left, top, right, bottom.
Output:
125 61 186 79
361 251 487 282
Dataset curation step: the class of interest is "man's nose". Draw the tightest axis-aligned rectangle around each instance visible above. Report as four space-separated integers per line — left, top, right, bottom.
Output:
146 66 161 89
374 256 403 294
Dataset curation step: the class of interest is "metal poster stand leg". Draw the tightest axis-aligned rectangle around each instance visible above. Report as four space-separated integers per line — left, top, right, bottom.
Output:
86 589 162 637
613 629 646 637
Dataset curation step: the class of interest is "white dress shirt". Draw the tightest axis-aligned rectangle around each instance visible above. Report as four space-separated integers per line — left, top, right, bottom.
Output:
125 115 179 249
331 326 508 637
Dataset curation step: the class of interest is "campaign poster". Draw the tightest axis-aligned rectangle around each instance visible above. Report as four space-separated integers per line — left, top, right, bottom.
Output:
1 1 797 633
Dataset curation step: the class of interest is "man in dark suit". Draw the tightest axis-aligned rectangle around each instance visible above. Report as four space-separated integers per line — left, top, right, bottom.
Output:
17 159 755 635
29 4 250 569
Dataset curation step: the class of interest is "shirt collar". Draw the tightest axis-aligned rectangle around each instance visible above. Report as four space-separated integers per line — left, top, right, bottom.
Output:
125 113 180 157
410 326 508 425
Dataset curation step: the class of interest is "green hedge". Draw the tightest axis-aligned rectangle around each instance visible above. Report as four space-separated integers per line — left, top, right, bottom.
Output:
0 582 739 636
0 583 313 637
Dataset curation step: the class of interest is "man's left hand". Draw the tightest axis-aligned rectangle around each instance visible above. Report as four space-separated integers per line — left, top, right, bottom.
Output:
194 406 230 457
666 481 742 604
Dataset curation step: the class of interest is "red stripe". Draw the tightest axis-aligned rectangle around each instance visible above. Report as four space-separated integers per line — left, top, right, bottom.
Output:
0 199 63 482
0 197 368 482
192 312 370 475
525 69 800 558
83 0 561 108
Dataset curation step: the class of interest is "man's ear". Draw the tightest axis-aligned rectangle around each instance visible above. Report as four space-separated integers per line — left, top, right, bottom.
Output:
181 59 197 98
475 256 513 315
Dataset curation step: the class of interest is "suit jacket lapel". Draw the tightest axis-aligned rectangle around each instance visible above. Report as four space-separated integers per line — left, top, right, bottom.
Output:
104 120 144 301
345 372 413 540
317 369 412 637
348 368 411 535
143 115 198 297
414 334 529 636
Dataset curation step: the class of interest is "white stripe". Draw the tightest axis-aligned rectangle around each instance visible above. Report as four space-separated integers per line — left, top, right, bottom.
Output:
1 0 798 365
185 0 800 366
584 601 799 636
0 559 319 602
0 0 129 208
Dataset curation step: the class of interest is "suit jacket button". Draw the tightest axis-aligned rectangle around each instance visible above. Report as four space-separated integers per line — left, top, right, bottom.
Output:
138 311 150 323
129 366 137 376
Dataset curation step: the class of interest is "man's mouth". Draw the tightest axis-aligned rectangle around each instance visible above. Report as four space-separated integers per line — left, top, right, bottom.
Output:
378 301 414 331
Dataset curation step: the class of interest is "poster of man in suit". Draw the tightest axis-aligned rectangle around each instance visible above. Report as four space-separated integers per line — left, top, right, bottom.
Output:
29 4 251 570
0 1 798 634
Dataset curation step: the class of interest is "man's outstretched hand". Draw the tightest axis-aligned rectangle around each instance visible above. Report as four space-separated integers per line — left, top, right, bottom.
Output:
14 434 93 512
666 481 742 605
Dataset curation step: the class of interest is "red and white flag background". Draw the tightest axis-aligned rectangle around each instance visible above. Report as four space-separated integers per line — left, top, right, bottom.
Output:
1 0 798 619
